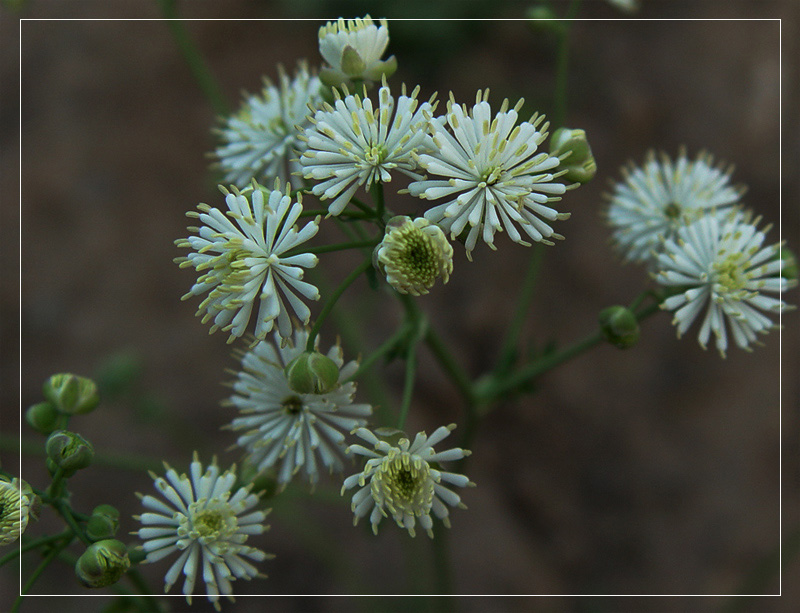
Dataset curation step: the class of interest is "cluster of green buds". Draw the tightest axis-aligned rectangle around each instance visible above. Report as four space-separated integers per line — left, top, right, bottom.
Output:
26 373 100 435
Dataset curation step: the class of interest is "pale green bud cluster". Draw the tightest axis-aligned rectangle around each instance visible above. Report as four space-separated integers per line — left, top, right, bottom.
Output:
374 216 454 296
285 351 340 394
75 539 130 588
26 373 100 435
550 127 597 184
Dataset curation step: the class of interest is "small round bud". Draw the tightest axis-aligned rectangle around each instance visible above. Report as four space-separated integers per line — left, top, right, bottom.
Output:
285 351 340 395
75 539 130 588
598 306 640 349
45 430 94 476
86 504 120 541
780 247 798 282
42 374 100 415
25 401 68 435
550 128 597 184
526 6 566 35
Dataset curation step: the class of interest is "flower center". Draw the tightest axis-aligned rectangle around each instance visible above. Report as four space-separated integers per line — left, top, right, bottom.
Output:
365 143 388 166
664 202 681 219
479 166 502 187
397 233 436 284
188 503 237 543
713 252 748 293
373 451 434 514
281 395 304 416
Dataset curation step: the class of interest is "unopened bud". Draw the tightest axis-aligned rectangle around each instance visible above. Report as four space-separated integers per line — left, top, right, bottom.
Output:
285 352 340 395
43 374 100 415
86 504 120 541
598 306 640 349
25 401 67 435
45 430 94 476
780 247 797 282
550 127 597 184
75 539 130 588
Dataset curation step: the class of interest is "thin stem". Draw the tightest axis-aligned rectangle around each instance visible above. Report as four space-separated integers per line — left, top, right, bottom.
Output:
397 346 418 430
306 257 373 351
11 534 73 613
345 322 412 382
349 196 377 218
371 183 386 226
156 0 229 116
298 238 379 256
55 500 92 546
552 0 582 129
496 242 545 375
0 530 72 567
423 326 476 407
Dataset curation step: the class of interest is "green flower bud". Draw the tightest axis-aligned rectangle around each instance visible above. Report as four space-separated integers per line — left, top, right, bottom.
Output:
43 373 100 415
25 401 68 435
86 504 120 541
45 430 94 476
285 351 340 395
598 306 640 349
75 539 130 588
526 6 566 35
780 247 797 282
550 127 597 184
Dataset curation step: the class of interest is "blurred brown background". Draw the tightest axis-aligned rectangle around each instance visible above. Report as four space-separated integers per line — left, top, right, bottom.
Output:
2 0 799 612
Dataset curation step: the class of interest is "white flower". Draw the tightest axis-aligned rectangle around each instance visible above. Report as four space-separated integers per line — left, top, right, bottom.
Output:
300 81 436 216
318 16 397 88
341 424 473 538
373 215 453 295
175 180 320 344
655 210 795 356
214 62 323 190
226 328 372 487
606 149 743 264
409 91 568 259
135 453 272 611
0 477 35 546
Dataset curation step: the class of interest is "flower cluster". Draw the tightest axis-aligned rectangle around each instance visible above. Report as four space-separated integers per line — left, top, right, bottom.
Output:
135 454 272 610
214 62 323 189
606 150 794 354
341 425 473 538
175 180 320 344
225 329 372 487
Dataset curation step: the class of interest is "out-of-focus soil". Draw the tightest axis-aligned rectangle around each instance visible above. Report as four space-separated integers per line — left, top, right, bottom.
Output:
2 1 798 611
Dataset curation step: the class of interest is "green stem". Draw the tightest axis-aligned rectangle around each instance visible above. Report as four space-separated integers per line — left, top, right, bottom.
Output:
298 238 379 256
423 326 476 407
156 0 229 116
55 500 92 546
11 534 73 613
496 242 545 375
370 183 386 226
552 0 582 129
348 196 377 218
481 300 662 403
345 322 412 382
306 258 373 351
0 530 72 567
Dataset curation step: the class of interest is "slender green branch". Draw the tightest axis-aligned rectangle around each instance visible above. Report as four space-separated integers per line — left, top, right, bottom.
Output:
306 257 373 351
397 345 419 430
423 326 476 408
295 238 379 257
11 534 73 613
345 322 412 382
156 0 229 116
496 242 545 375
370 182 386 226
0 530 72 567
552 0 583 129
349 196 377 218
55 500 92 546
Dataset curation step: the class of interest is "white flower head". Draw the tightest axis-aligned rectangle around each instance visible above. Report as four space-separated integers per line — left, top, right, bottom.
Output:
135 453 273 611
0 477 36 546
342 424 474 538
606 149 744 264
318 15 397 88
373 215 454 295
225 328 372 488
409 90 568 260
176 180 321 345
300 80 436 216
655 209 795 356
214 62 323 190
